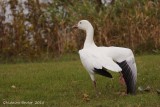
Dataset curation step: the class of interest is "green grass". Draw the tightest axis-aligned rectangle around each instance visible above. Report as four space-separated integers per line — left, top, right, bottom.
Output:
0 54 160 107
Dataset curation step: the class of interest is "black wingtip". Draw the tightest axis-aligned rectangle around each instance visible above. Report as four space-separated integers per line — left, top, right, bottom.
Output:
93 67 113 78
117 61 136 95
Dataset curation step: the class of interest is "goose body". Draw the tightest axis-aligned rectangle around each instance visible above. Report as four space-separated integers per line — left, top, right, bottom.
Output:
73 20 137 94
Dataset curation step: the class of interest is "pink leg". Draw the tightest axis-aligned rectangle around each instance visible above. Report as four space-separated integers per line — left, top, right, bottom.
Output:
93 80 96 89
119 73 127 95
119 72 125 86
93 80 99 96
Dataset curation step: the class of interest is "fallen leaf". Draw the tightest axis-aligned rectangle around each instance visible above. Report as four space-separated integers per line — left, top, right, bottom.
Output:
156 89 160 95
11 85 16 89
143 86 151 92
138 86 144 92
82 93 90 102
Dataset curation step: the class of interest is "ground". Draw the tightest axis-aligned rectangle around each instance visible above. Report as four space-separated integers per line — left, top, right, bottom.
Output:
0 54 160 107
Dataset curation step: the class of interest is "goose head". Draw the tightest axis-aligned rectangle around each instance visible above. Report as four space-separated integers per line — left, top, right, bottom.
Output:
72 20 93 31
73 20 95 48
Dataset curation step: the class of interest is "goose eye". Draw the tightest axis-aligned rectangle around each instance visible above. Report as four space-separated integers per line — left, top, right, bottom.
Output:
80 22 82 24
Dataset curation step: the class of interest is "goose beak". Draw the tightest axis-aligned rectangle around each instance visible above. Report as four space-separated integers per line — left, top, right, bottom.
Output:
72 24 78 29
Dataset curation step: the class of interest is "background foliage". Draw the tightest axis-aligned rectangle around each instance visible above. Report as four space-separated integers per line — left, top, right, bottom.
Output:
0 0 160 62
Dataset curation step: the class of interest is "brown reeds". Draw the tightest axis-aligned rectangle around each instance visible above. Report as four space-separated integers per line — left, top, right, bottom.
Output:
0 0 159 62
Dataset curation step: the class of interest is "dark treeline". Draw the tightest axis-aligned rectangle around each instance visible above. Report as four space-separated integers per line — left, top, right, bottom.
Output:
0 0 160 62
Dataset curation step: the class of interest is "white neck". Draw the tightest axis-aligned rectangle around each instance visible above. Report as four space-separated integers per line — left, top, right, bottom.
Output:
83 26 96 48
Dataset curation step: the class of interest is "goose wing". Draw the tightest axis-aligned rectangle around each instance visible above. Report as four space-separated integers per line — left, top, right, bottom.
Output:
79 49 122 73
112 48 137 94
117 59 137 94
98 47 137 94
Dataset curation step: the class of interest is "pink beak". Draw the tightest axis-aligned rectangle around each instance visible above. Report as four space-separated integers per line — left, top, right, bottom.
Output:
72 24 78 29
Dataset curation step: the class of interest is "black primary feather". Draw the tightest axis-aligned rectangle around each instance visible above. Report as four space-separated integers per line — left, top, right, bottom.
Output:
93 67 113 78
117 61 136 94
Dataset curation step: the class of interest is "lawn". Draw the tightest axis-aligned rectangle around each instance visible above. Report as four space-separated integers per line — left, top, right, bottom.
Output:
0 54 160 107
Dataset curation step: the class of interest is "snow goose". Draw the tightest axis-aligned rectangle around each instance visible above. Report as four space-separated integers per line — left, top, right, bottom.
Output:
73 20 137 95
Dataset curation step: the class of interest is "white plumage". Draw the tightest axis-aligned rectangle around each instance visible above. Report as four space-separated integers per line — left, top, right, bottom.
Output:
73 20 137 94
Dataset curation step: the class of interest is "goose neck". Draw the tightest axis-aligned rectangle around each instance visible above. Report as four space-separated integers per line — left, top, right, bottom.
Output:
84 27 96 48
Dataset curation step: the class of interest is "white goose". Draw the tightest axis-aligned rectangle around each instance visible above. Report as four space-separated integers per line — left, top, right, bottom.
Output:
73 20 137 94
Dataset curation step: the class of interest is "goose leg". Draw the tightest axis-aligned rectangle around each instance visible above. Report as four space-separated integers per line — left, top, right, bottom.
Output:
93 80 99 97
119 72 125 86
93 80 96 87
118 72 127 95
93 80 97 92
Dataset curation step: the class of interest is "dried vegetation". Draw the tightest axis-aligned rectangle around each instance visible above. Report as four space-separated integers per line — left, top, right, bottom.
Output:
0 0 160 62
